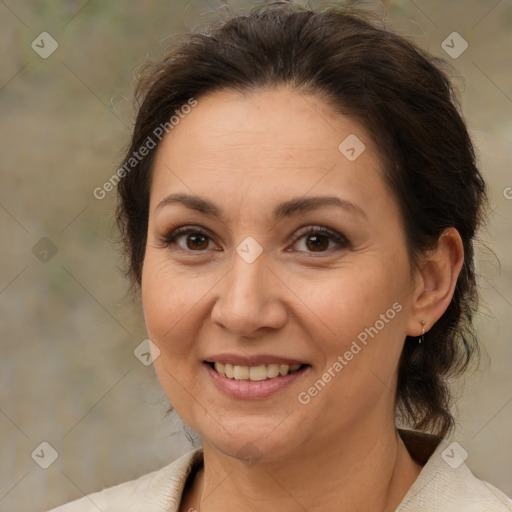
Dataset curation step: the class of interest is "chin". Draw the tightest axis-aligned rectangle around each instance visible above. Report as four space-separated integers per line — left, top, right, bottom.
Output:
195 412 309 464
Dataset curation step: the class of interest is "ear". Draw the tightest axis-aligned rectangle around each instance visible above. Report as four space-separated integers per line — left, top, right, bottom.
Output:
406 227 464 337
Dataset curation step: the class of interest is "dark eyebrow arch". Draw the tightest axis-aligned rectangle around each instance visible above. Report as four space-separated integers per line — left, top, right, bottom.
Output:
155 193 367 221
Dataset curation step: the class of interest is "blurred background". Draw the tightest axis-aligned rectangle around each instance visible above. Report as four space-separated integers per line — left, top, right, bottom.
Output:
0 0 511 510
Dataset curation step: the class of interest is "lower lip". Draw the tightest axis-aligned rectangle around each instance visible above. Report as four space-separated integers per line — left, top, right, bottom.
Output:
203 363 309 400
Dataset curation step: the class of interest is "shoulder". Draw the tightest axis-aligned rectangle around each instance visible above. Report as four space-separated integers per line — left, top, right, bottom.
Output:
47 448 203 512
397 430 512 512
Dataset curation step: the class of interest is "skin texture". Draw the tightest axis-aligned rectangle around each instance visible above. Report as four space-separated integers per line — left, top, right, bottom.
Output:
141 86 464 512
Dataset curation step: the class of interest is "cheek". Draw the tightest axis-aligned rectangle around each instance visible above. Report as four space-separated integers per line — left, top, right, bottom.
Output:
141 255 202 356
298 259 409 396
301 293 406 422
297 261 407 342
141 256 207 409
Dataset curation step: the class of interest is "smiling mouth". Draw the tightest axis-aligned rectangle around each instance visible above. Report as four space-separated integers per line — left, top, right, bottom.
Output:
205 361 309 381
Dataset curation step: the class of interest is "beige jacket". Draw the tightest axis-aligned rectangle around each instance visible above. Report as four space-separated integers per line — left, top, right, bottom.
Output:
49 430 512 511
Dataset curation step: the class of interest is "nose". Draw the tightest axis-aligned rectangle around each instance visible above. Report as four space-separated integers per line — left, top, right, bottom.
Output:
210 250 288 338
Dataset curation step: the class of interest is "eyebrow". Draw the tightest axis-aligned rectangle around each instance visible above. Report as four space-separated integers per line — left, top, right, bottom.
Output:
155 193 367 221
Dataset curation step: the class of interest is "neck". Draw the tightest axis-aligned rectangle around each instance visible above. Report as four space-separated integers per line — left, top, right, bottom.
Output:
187 424 423 512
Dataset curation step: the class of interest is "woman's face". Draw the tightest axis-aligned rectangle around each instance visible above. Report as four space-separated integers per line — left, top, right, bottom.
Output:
142 86 418 461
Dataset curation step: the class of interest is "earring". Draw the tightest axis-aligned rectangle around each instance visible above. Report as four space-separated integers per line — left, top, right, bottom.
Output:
419 320 426 344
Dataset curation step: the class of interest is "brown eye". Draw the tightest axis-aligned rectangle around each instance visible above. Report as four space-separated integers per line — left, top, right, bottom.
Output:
185 233 209 250
305 233 330 252
291 226 349 254
162 227 215 252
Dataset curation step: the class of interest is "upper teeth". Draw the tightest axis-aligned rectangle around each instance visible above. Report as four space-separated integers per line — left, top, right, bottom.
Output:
213 362 302 381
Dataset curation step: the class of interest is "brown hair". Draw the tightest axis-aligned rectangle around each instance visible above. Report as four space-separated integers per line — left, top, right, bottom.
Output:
116 0 486 438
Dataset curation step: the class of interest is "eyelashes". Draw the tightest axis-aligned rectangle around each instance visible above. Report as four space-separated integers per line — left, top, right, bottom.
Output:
160 226 217 252
288 226 350 253
157 224 350 255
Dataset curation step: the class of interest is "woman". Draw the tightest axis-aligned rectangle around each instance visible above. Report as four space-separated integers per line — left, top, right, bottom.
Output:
50 1 512 510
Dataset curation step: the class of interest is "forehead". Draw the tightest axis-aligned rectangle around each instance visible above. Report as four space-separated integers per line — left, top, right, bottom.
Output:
150 86 388 213
156 86 369 158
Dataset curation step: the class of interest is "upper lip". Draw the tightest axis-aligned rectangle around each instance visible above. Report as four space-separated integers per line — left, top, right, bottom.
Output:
204 354 308 366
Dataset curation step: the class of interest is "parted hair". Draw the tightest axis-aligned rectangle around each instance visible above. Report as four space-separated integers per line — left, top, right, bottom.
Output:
116 0 486 438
